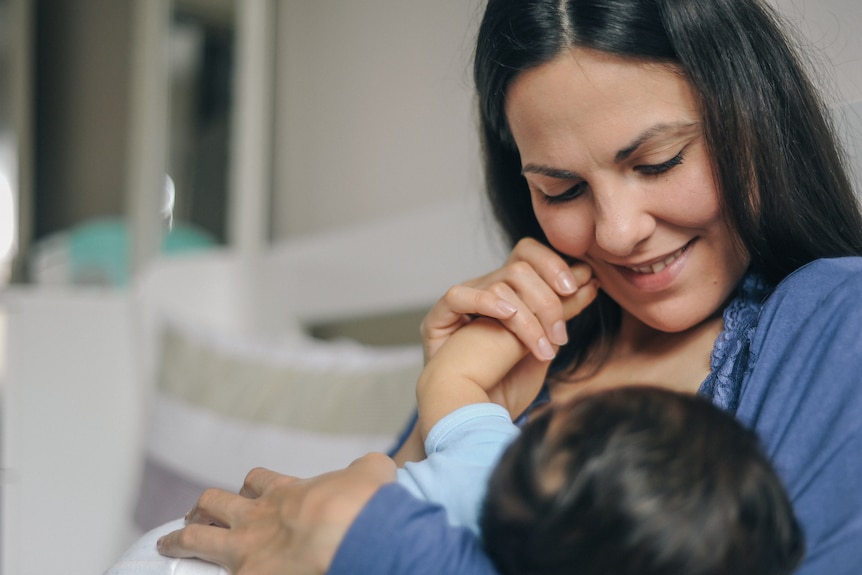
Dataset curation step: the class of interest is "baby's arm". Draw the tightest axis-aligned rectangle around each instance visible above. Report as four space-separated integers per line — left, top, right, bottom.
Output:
400 287 592 533
415 317 529 439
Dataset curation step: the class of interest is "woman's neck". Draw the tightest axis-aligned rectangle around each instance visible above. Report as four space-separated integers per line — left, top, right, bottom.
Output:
614 308 723 358
552 310 725 401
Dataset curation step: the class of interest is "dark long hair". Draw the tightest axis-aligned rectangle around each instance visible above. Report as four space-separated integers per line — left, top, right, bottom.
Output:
474 0 862 373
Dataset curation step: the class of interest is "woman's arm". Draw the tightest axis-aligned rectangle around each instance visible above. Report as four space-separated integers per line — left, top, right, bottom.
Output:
329 483 501 575
157 454 397 575
157 455 505 575
739 258 862 575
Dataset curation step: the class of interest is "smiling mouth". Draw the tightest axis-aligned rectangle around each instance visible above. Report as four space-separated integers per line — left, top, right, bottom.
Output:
628 242 691 274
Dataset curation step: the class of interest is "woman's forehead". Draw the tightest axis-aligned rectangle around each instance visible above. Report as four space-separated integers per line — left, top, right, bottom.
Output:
505 49 699 163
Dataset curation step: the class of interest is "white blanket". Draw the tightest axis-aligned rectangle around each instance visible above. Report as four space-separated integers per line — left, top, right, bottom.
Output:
104 519 227 575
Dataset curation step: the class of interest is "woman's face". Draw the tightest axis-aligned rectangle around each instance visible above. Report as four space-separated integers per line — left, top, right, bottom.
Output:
505 48 749 333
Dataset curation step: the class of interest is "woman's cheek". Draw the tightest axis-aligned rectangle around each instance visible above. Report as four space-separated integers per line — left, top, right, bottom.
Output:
536 208 594 259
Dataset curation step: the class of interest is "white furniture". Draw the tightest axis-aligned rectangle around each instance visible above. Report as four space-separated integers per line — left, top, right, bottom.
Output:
0 197 504 575
1 289 142 575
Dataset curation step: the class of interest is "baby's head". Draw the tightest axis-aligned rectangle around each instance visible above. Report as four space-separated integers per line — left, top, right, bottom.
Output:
480 386 804 575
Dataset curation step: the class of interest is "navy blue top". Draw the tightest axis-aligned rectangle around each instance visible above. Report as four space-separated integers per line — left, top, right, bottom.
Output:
330 257 862 575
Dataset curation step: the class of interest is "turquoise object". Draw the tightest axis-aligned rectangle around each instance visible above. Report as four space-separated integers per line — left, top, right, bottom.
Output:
67 218 217 286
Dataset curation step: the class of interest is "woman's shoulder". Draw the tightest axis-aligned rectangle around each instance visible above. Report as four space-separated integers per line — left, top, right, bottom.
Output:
740 255 862 444
744 255 862 383
773 256 862 298
757 257 862 325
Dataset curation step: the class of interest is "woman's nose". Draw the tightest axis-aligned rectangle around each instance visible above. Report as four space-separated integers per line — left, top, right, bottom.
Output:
593 186 655 257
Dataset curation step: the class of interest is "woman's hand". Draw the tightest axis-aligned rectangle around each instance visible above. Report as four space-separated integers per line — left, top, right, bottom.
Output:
157 453 397 575
392 240 596 465
416 285 599 436
421 238 595 363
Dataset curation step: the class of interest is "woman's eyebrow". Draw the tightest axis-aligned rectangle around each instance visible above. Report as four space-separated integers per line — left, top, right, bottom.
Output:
615 121 700 163
521 164 581 179
521 121 700 179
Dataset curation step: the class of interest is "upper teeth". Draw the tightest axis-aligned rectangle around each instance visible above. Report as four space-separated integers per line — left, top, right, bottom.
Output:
630 246 686 274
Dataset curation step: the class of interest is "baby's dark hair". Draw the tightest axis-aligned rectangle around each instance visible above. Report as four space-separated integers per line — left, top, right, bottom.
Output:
480 386 804 575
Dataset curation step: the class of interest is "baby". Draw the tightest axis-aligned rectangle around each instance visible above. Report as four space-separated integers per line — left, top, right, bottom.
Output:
407 307 804 575
480 386 805 575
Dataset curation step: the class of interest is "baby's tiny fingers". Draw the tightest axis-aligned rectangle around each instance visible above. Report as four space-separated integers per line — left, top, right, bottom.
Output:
441 284 520 320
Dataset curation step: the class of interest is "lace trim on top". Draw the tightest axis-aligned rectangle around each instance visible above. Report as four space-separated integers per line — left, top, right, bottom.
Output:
698 271 773 412
516 271 774 426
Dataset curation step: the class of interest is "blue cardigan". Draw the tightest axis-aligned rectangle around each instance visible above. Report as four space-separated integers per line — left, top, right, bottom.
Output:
329 257 862 575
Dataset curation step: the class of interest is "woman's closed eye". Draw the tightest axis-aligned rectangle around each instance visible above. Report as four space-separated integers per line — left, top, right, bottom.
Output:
536 147 687 205
540 181 588 205
635 149 686 176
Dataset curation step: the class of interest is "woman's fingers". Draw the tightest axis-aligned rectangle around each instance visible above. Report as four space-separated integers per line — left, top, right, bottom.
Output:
157 522 234 567
437 266 594 359
239 466 297 499
431 284 519 325
420 285 515 361
184 488 246 528
505 237 581 296
494 259 569 344
421 238 597 362
568 262 594 293
159 458 397 574
490 262 597 359
424 281 553 360
560 278 600 320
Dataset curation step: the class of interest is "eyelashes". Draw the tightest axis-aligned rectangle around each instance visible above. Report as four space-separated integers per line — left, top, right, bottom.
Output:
635 149 685 175
540 182 587 205
538 148 687 206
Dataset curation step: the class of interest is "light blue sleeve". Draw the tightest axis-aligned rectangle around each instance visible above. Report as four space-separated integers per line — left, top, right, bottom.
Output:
396 403 519 534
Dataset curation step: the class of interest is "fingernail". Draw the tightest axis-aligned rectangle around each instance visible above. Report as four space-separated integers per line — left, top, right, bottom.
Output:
537 337 556 360
556 271 577 295
551 320 568 345
497 300 518 316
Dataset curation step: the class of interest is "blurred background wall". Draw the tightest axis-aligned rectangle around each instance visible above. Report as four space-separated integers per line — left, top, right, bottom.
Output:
10 0 488 286
6 0 859 287
32 0 133 239
272 0 484 239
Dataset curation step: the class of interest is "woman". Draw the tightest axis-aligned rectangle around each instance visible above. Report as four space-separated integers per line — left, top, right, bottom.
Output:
158 0 862 573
